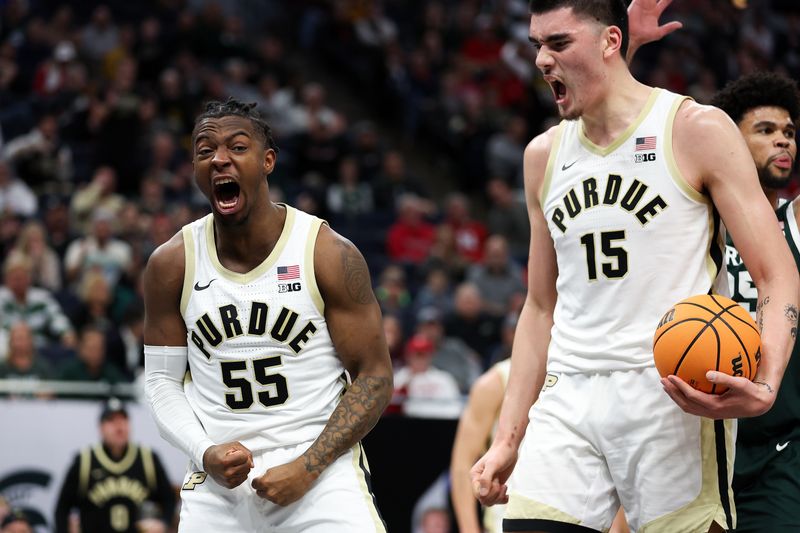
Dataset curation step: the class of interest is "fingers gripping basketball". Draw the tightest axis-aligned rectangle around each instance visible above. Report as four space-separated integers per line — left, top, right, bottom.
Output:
653 294 761 394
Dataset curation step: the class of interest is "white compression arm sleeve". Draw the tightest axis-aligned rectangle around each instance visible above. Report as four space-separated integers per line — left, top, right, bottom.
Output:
144 345 215 468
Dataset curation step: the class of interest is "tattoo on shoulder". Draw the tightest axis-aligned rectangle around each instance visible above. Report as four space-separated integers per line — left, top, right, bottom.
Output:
785 304 798 340
335 240 373 305
756 296 770 332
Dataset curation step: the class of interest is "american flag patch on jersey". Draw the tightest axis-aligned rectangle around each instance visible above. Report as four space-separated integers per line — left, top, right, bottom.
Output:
277 265 300 280
635 136 657 151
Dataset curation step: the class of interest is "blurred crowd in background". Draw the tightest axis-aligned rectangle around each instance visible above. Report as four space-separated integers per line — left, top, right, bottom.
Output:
0 0 799 419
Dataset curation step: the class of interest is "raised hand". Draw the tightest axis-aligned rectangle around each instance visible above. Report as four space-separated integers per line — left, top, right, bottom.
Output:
627 0 683 62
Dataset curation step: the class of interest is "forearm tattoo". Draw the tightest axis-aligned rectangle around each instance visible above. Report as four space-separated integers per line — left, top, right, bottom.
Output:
756 296 770 333
303 375 391 475
785 304 798 340
335 240 373 305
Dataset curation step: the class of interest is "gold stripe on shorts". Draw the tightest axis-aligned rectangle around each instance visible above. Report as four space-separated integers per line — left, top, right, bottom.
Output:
351 443 387 532
640 418 735 532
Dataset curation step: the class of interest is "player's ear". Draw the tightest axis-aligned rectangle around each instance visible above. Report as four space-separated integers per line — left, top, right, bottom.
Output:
603 25 623 59
263 147 276 176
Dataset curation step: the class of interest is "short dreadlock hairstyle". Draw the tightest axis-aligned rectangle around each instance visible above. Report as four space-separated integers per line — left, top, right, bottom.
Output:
193 98 279 152
711 72 800 126
529 0 628 58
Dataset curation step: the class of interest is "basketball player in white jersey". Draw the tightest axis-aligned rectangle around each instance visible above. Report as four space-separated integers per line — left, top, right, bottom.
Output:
471 1 798 532
142 99 392 532
452 357 629 533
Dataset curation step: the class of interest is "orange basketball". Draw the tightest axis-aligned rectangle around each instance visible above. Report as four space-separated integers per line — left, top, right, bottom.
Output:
653 294 761 394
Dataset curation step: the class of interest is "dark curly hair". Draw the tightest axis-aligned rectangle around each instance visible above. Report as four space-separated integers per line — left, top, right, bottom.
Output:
192 98 279 152
711 72 800 125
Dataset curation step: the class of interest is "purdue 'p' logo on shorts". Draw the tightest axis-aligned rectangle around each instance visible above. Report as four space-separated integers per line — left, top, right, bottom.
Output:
541 374 559 392
182 472 208 490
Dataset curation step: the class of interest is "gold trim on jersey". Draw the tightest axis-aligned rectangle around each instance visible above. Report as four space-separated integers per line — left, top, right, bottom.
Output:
494 358 512 388
181 225 196 316
305 218 326 315
141 446 156 490
662 95 721 285
639 418 735 532
578 88 661 156
204 204 296 284
94 443 139 475
79 447 91 495
540 122 566 208
663 96 705 204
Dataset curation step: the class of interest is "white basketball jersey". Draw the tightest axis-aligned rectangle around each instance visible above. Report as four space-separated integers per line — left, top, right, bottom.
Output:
180 206 346 451
542 88 728 372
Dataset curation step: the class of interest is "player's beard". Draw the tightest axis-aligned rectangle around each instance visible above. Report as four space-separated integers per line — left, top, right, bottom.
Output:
758 165 793 191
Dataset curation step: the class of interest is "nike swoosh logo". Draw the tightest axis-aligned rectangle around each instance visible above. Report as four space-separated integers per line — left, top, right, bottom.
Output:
561 160 578 171
194 279 217 291
777 441 790 452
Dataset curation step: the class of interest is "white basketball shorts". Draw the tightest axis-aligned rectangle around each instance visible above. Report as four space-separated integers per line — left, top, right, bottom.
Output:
178 440 386 532
504 366 736 532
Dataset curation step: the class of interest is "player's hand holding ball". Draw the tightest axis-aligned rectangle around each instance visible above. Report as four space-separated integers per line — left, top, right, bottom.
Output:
203 441 254 489
654 293 760 393
654 294 770 419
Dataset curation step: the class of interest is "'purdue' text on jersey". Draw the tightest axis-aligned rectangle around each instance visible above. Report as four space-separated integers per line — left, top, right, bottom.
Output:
541 89 728 372
181 206 346 453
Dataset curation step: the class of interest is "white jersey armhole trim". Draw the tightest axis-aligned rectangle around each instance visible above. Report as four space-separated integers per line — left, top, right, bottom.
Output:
494 358 512 388
204 205 296 284
786 201 800 245
180 224 195 316
578 87 661 156
664 95 707 204
539 122 565 208
305 217 326 315
663 94 723 286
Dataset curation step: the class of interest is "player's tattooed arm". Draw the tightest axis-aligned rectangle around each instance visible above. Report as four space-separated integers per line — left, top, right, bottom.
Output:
786 303 798 340
335 239 374 305
756 296 770 332
303 225 393 476
303 374 391 476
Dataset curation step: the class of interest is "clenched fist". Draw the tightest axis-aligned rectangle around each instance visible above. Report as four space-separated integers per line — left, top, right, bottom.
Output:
202 442 254 489
251 457 317 506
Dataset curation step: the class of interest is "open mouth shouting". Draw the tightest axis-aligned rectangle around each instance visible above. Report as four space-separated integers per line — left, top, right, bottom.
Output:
544 76 568 106
213 175 242 214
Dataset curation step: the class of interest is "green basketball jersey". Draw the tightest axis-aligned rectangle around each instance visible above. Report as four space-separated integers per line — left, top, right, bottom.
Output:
727 199 800 447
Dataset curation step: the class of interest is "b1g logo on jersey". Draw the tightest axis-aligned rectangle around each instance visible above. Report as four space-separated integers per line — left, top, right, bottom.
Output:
634 152 656 163
278 282 302 293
